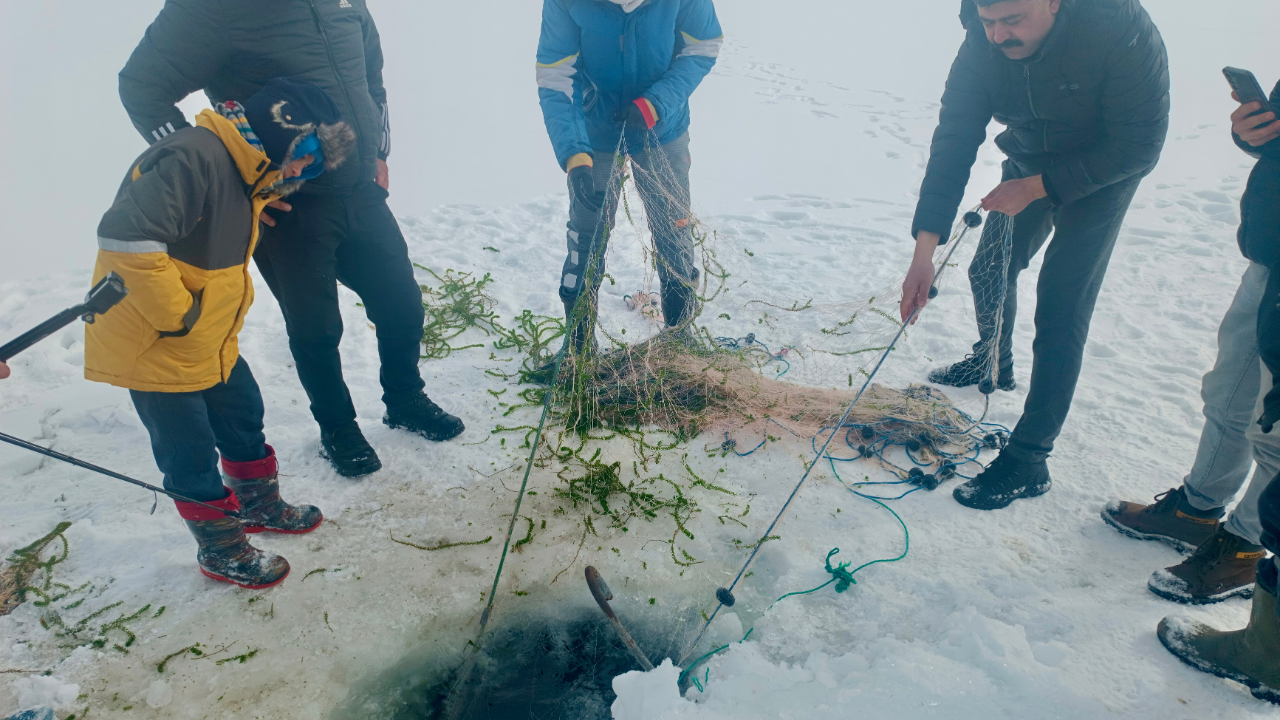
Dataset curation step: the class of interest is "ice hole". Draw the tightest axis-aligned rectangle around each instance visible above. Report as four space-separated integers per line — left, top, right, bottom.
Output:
333 594 700 719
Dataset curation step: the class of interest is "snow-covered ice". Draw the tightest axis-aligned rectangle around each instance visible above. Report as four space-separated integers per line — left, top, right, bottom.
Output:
3 1 1280 718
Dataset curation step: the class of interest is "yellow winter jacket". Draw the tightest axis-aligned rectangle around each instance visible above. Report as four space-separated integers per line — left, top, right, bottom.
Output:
84 110 281 392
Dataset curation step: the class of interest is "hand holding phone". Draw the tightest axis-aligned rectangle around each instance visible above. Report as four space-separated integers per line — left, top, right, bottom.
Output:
1225 67 1278 147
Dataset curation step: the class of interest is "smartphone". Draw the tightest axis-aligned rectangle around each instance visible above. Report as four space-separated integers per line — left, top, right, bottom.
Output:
1223 66 1275 128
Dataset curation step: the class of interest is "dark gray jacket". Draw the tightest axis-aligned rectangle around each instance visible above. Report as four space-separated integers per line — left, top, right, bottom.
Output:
119 0 389 195
912 0 1169 240
1241 81 1280 433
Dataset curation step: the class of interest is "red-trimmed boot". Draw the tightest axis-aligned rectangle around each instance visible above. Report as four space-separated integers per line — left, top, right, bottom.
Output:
175 491 290 590
221 446 323 534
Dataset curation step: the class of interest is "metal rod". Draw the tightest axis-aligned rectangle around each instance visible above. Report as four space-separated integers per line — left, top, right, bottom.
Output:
0 432 243 519
585 566 655 671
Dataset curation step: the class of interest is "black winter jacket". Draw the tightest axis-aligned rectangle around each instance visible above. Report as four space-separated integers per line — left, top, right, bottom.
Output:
912 0 1170 240
119 0 389 196
1240 81 1280 433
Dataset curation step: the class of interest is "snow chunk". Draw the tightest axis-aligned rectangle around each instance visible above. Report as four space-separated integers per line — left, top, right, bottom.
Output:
611 659 688 720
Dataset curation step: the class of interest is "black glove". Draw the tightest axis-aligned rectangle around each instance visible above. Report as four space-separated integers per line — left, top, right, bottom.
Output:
568 165 605 214
614 98 656 130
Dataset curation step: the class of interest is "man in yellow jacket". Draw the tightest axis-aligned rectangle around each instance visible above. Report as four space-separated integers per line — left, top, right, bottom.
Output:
85 78 356 589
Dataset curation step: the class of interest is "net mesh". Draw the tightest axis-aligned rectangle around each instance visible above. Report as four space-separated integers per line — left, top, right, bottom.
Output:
416 129 1018 718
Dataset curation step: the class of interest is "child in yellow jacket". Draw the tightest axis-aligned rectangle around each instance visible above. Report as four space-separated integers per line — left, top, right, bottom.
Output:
86 78 355 589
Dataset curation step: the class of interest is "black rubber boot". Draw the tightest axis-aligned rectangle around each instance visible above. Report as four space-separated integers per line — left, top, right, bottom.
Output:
953 452 1051 510
320 422 382 478
928 354 1015 392
221 446 323 534
528 297 598 386
384 392 465 442
175 491 289 590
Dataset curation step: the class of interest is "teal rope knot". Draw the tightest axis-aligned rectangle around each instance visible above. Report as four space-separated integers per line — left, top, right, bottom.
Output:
824 548 856 593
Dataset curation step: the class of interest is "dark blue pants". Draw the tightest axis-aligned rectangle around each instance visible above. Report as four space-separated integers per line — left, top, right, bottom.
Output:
1260 471 1280 595
130 357 268 502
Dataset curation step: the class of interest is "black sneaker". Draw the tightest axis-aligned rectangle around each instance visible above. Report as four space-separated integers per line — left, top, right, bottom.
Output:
928 354 1015 392
320 422 382 478
384 393 465 442
953 452 1051 510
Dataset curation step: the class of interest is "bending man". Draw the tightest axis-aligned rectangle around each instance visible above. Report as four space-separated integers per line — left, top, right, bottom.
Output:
900 0 1169 510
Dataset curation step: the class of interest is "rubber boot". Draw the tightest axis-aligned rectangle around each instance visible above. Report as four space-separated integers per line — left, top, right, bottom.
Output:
175 491 290 590
1148 525 1266 604
528 296 598 386
1103 486 1223 554
661 281 700 342
222 445 323 534
1158 578 1280 704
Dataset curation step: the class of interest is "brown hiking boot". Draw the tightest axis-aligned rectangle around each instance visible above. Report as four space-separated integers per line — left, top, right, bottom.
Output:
1102 486 1222 554
1158 581 1280 705
1148 525 1267 605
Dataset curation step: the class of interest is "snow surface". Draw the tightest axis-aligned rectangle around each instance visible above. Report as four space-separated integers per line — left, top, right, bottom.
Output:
3 1 1280 718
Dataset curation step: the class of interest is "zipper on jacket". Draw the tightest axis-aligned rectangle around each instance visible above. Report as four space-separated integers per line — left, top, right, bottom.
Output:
1025 64 1050 154
308 0 367 168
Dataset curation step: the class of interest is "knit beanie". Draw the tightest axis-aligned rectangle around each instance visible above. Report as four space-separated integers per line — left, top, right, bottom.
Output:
241 78 356 172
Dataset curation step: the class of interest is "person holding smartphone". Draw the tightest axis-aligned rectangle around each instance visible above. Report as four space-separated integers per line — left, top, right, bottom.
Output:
1152 76 1280 705
1107 77 1280 609
899 0 1170 510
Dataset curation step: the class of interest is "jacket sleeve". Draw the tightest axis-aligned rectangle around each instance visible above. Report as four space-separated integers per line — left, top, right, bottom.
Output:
641 0 723 124
536 0 594 169
911 36 992 242
363 6 391 161
95 150 210 335
1233 81 1280 160
1041 9 1169 206
1259 267 1280 433
118 0 230 145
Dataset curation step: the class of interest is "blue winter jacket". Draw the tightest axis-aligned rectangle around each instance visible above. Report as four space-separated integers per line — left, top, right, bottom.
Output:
536 0 722 169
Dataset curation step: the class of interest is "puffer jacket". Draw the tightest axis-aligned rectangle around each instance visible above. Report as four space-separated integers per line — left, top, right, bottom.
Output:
912 0 1170 240
118 0 388 195
536 0 723 169
1239 80 1280 433
85 110 280 393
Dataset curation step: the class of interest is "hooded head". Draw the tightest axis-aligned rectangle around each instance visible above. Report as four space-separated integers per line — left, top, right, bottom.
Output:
240 78 357 185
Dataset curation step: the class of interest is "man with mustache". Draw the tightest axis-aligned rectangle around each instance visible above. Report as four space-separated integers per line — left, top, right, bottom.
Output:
899 0 1170 510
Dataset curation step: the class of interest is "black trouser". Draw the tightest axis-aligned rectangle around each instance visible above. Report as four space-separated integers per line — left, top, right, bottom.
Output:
255 183 425 430
968 176 1141 464
130 357 267 502
1260 472 1280 595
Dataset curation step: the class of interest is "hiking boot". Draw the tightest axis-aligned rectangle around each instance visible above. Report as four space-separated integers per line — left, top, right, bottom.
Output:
928 354 1015 392
320 422 382 478
384 392 465 442
1148 526 1266 604
1102 486 1223 554
1157 581 1280 705
953 452 1051 510
175 491 290 590
222 446 323 534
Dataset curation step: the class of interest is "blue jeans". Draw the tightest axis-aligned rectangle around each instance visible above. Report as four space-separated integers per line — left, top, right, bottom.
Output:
130 357 268 502
1183 262 1280 545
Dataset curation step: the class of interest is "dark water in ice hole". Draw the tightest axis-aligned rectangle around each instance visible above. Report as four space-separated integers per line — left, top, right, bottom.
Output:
332 601 700 720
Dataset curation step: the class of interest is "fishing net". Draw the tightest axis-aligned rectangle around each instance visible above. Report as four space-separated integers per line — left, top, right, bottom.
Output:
392 128 1018 719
